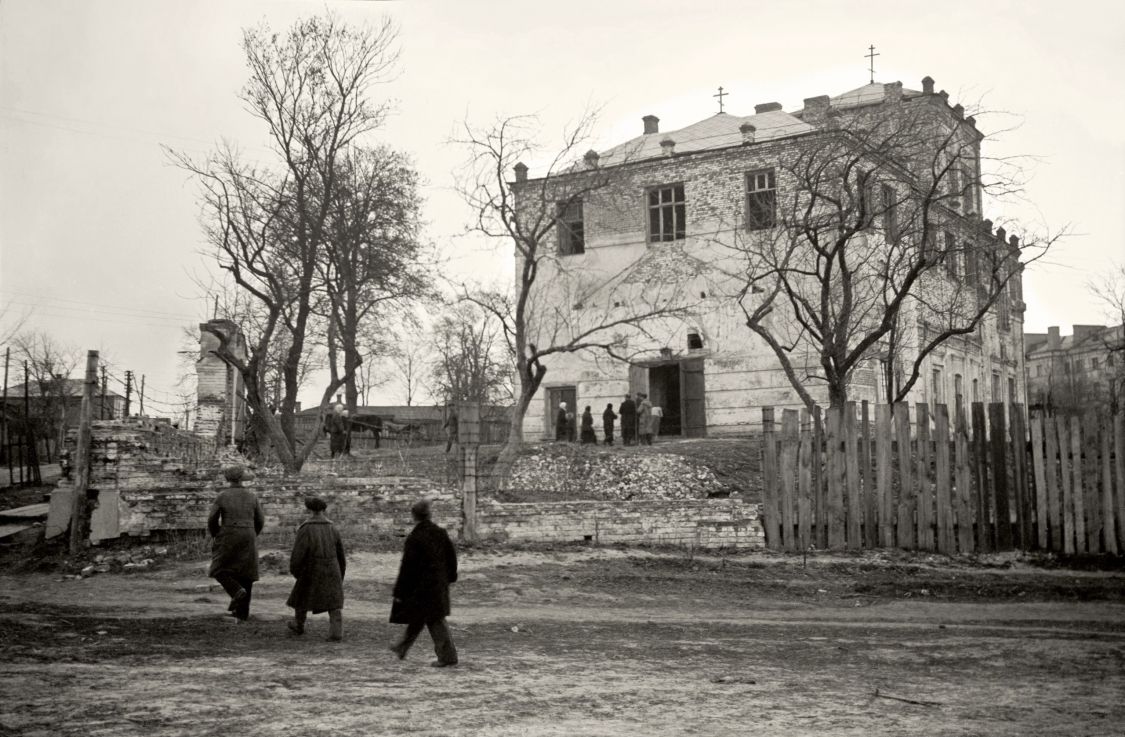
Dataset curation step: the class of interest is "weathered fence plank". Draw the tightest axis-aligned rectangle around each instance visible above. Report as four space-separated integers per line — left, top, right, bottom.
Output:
971 403 991 552
826 408 846 550
1116 413 1125 552
1100 415 1117 555
1030 415 1048 550
954 405 974 554
1070 416 1087 554
761 408 780 549
1045 415 1062 551
989 403 1012 550
934 404 954 554
894 402 914 549
844 403 862 550
1010 404 1031 549
798 411 812 552
813 405 827 549
861 401 876 548
1057 417 1074 554
1086 420 1102 553
780 409 799 551
876 403 894 548
916 403 934 551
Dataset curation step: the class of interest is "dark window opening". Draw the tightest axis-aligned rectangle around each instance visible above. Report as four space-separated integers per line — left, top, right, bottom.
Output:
943 231 958 280
648 184 686 242
746 169 776 230
557 199 585 255
881 183 898 243
687 332 703 350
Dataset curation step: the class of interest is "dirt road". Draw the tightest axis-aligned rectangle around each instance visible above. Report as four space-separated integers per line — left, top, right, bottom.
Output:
1 547 1123 736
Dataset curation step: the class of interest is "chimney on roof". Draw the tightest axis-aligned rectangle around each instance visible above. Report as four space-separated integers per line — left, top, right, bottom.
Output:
922 76 935 94
660 137 675 157
1009 234 1020 249
883 81 903 102
643 115 660 134
802 95 831 125
982 218 993 236
583 149 600 168
755 102 782 114
513 162 528 183
938 90 950 105
1047 326 1060 351
952 103 964 119
996 225 1006 243
966 115 977 128
739 122 756 144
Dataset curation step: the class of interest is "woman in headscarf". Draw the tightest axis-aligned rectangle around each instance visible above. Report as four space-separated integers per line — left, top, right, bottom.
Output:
207 465 264 621
287 497 347 642
555 401 569 441
579 406 597 444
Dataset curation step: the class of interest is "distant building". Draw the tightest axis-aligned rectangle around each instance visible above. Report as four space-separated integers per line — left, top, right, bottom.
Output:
1 378 127 425
1025 324 1125 413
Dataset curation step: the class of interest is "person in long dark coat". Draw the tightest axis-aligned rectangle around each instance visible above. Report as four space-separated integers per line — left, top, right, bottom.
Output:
555 402 569 442
637 393 654 446
579 406 596 444
389 499 459 667
207 465 264 621
602 403 617 446
619 394 637 446
324 404 347 458
286 497 347 641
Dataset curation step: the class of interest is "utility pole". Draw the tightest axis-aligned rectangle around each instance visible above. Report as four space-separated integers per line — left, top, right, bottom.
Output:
70 350 99 555
139 374 145 417
100 366 108 420
124 370 133 417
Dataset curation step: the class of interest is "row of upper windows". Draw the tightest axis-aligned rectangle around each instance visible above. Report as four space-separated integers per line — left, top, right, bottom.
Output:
556 169 903 256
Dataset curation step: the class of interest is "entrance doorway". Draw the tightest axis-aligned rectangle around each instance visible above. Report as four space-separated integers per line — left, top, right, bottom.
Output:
645 357 706 438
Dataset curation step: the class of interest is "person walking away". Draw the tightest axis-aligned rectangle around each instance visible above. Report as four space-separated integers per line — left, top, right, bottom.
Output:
390 499 459 667
619 394 637 446
650 404 664 442
637 393 653 446
324 404 347 458
443 404 459 454
602 403 617 446
286 497 347 641
580 406 597 444
555 401 569 442
207 465 264 622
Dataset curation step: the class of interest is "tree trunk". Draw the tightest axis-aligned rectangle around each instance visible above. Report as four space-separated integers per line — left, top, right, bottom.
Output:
491 360 545 490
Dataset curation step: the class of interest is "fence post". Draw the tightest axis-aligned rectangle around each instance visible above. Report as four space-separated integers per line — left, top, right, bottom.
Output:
826 406 846 550
875 403 893 548
988 403 1012 550
761 408 780 549
813 406 826 548
798 410 812 552
780 409 799 551
954 404 974 554
933 404 953 554
844 402 861 550
1069 416 1086 554
1009 404 1030 549
1086 415 1103 553
894 402 914 549
1030 413 1049 550
971 403 991 552
916 402 934 551
69 350 99 555
1045 415 1062 551
458 401 481 543
861 401 876 548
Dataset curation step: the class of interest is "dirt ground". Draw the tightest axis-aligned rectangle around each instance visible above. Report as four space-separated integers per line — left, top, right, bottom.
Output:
1 545 1124 737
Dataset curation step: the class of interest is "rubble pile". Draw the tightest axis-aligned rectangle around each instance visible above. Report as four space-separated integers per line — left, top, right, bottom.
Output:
509 447 728 501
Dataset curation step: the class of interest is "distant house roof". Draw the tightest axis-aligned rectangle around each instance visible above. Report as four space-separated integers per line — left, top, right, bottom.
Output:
1025 324 1124 358
2 379 124 400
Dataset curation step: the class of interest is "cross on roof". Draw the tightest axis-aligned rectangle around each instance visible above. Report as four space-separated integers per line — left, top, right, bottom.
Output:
866 44 880 84
713 86 727 113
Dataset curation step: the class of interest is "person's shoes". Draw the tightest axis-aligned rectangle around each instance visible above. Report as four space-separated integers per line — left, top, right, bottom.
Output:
390 644 407 660
430 659 457 668
228 589 248 612
287 621 305 636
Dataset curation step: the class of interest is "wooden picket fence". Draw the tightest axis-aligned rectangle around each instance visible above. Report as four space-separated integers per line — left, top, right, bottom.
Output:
760 402 1125 555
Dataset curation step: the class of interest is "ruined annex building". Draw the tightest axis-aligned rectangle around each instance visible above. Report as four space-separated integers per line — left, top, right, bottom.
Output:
513 76 1028 438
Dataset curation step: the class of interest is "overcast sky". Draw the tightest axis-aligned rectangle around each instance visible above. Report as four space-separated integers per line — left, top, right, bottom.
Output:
2 0 1122 415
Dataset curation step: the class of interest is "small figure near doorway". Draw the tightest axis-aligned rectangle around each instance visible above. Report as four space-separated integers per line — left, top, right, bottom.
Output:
602 403 617 446
637 393 654 446
650 404 664 442
555 401 569 441
580 406 597 444
619 394 637 445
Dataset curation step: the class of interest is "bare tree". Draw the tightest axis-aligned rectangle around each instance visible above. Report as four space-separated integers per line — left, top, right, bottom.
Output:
720 96 1061 409
1090 262 1125 412
11 331 80 461
169 14 399 471
428 303 512 404
389 335 431 407
0 301 30 347
454 113 696 479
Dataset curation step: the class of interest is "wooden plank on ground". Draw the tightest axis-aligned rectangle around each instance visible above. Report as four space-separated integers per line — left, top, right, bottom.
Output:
895 402 914 549
1030 414 1049 550
1009 404 1030 549
1045 415 1062 552
1057 417 1074 554
780 409 799 551
1101 414 1117 555
844 402 862 550
876 403 894 548
933 404 953 555
989 403 1012 550
826 407 846 550
798 411 812 552
1070 416 1087 554
1116 413 1125 552
954 405 974 554
761 408 780 549
916 403 934 551
971 403 991 552
813 405 827 549
861 401 876 548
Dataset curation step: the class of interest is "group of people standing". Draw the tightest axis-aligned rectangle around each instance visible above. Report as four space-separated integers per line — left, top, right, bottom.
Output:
556 392 663 447
206 465 459 667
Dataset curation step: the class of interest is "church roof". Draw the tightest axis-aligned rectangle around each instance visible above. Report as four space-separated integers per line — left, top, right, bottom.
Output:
596 110 813 167
828 82 923 109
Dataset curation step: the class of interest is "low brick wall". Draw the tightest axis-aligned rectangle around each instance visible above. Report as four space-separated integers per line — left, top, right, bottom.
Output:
475 497 763 549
